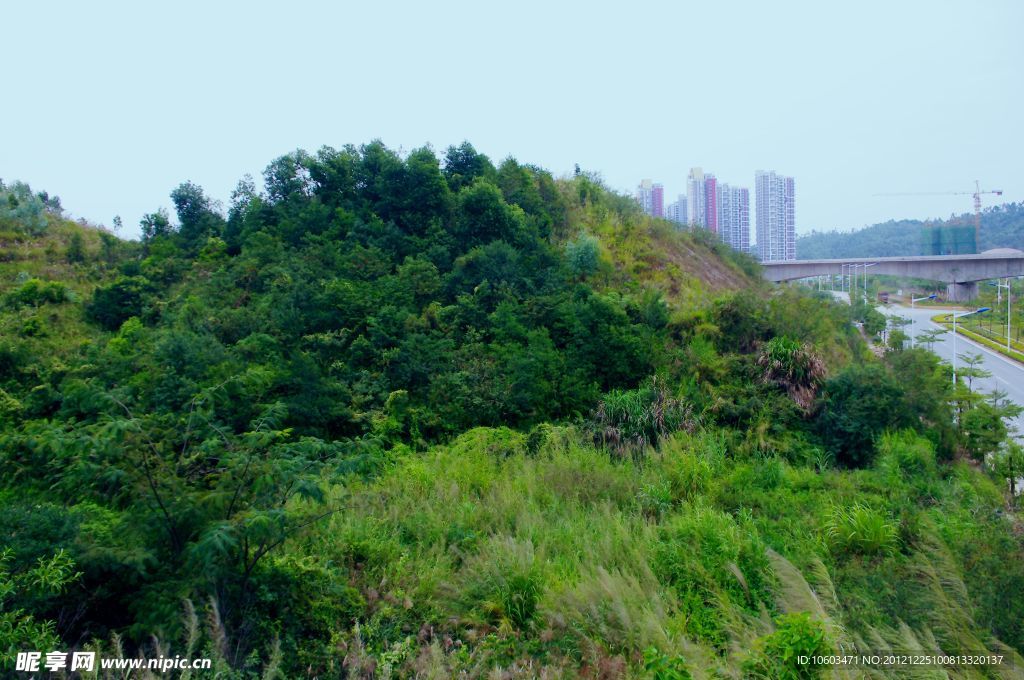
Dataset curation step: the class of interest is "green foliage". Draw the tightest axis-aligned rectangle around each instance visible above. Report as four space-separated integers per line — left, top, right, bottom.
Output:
991 440 1024 500
3 146 1024 676
653 505 774 647
959 402 1007 462
4 278 69 307
887 327 908 351
642 646 693 679
0 180 60 235
818 363 911 467
65 231 86 263
757 336 825 410
0 549 80 667
956 351 992 392
86 275 155 330
875 429 937 483
850 298 887 336
742 613 832 680
442 141 496 194
825 503 899 557
452 178 529 250
589 379 696 458
140 207 172 241
564 232 600 279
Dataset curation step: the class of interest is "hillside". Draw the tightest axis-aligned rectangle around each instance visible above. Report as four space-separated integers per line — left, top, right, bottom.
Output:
797 202 1024 259
1 149 1023 679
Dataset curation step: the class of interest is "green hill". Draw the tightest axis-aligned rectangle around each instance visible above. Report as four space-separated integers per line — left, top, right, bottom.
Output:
1 150 1023 679
797 202 1024 259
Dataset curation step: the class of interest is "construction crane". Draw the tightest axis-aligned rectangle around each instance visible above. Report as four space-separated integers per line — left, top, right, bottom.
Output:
874 180 1003 246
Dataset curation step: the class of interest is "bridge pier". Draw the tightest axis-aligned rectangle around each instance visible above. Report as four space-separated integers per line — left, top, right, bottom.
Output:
946 281 978 302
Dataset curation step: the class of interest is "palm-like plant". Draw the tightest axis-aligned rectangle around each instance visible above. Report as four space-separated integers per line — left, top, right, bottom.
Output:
590 377 696 459
756 336 826 410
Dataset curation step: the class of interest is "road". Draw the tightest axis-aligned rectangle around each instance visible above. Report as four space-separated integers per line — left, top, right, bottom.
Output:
883 304 1024 437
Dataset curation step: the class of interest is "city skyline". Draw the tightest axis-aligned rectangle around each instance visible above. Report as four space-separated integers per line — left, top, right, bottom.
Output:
638 168 758 257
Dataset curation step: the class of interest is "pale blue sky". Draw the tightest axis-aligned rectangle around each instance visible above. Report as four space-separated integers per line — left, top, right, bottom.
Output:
2 0 1021 240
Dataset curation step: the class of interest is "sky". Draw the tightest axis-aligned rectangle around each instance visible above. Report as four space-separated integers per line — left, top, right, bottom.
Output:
2 0 1022 240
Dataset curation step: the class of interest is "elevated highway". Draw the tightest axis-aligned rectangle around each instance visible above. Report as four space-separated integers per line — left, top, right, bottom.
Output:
761 249 1024 300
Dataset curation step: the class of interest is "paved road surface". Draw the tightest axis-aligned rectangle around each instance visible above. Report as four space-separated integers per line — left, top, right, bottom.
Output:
882 304 1024 437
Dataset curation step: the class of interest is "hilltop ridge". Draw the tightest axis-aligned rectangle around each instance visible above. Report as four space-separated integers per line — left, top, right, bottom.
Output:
797 202 1024 259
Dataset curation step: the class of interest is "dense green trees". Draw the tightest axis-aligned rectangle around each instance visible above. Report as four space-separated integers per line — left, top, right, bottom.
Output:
817 364 912 467
2 144 1023 677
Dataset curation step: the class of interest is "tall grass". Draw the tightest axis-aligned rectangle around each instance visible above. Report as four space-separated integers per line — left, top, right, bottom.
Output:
270 426 1024 676
825 504 899 557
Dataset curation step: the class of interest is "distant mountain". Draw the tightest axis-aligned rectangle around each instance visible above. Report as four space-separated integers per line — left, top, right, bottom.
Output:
796 202 1024 259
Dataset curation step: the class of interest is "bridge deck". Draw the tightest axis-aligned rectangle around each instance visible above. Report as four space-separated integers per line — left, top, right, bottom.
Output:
761 251 1024 286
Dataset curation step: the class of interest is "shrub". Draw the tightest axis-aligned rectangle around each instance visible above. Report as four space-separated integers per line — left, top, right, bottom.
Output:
65 232 86 263
0 181 53 236
752 456 785 490
825 503 898 557
590 378 696 459
564 232 600 279
662 447 713 502
5 278 69 307
742 612 831 679
991 440 1024 500
643 646 693 680
875 430 936 481
87 276 155 330
0 549 80 668
818 363 910 467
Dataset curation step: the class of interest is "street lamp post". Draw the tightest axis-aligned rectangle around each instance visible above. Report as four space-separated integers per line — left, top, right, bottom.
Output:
848 263 861 303
863 262 878 304
910 293 937 348
990 279 1011 352
952 307 991 386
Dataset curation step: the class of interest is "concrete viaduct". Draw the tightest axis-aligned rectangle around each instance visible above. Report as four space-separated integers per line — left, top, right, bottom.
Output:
760 249 1024 301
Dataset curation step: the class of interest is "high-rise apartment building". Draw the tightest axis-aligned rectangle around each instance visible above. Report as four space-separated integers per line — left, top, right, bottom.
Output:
636 179 653 215
635 179 665 218
666 195 688 225
688 168 726 233
687 168 705 227
755 171 795 261
717 184 750 252
703 174 718 234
